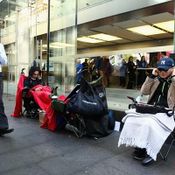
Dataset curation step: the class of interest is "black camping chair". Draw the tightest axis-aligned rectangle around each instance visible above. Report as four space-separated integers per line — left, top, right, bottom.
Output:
22 88 40 118
159 130 175 160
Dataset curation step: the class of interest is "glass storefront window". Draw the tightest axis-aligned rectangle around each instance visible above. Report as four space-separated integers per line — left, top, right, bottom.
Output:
0 0 28 94
0 0 174 111
48 0 77 93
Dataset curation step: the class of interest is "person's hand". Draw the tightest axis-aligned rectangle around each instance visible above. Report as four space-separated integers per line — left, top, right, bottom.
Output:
152 68 159 76
171 68 175 76
35 87 42 91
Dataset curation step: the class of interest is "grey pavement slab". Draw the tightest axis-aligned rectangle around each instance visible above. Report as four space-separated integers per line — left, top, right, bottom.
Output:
0 94 174 175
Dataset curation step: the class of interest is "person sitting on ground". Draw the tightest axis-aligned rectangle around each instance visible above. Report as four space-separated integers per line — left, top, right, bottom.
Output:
118 57 175 166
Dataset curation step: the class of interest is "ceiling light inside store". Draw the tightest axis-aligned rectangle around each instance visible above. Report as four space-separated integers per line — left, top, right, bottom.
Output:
42 44 63 49
89 33 122 41
42 42 74 49
77 37 104 43
154 20 174 32
127 25 166 35
51 42 74 48
50 42 74 47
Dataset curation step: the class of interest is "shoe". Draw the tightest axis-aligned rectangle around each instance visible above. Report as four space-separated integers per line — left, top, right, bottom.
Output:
25 111 31 118
133 148 146 160
0 128 14 136
132 147 141 156
142 155 154 166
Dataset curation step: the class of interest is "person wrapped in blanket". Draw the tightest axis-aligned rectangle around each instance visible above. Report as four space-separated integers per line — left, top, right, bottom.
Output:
23 66 44 116
118 57 175 166
24 66 44 89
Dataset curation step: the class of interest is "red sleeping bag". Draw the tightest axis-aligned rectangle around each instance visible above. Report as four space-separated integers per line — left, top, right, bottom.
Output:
11 74 26 118
41 95 66 131
30 85 52 111
12 75 66 132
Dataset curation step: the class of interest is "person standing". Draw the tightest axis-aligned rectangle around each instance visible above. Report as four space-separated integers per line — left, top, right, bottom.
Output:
119 59 127 87
137 56 147 88
89 59 99 81
0 43 14 135
127 56 136 89
75 59 83 84
82 58 90 81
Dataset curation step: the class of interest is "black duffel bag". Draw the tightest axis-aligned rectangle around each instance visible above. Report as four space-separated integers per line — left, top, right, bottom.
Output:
66 78 108 118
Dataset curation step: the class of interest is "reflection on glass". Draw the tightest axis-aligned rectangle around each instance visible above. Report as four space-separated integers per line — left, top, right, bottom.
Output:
47 0 77 93
78 52 175 91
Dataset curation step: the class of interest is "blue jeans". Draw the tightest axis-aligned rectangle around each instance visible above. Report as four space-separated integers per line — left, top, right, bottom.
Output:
0 73 8 129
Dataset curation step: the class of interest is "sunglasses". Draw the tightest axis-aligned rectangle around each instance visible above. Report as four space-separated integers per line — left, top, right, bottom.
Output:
158 68 168 72
33 73 39 76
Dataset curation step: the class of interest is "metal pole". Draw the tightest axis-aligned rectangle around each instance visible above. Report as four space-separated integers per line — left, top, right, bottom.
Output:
40 39 42 69
73 0 78 85
174 6 175 52
75 0 78 53
47 0 50 85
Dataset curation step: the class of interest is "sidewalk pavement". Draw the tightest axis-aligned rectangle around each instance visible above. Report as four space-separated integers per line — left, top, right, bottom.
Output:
0 94 175 175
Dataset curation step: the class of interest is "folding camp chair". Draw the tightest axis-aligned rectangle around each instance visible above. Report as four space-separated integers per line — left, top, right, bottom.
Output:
159 125 175 160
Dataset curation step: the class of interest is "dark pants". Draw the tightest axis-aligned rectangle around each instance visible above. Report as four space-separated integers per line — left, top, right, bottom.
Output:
127 73 136 89
120 76 126 87
0 74 9 129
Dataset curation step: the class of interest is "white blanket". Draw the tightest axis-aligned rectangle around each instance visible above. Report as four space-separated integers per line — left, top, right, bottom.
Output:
118 109 175 160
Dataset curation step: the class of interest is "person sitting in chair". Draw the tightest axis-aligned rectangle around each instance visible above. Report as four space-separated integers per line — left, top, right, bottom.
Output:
24 66 43 90
118 57 175 166
23 66 44 116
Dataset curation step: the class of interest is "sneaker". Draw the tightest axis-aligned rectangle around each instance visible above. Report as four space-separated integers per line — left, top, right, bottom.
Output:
133 148 146 160
142 155 154 166
0 128 14 136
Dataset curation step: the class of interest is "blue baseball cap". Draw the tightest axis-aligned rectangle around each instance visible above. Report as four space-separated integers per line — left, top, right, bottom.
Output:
157 58 174 70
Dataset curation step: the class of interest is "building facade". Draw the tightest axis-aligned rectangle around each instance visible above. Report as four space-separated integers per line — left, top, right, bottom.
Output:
0 0 174 110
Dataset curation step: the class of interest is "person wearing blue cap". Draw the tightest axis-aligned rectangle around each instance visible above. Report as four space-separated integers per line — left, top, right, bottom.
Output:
146 57 175 102
118 57 175 166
